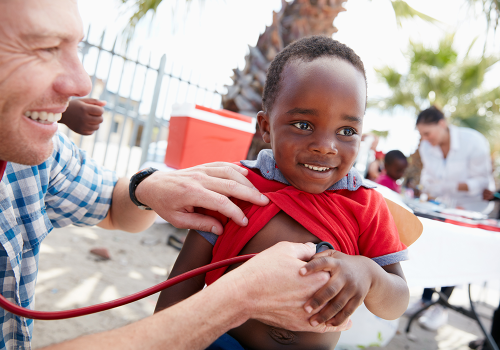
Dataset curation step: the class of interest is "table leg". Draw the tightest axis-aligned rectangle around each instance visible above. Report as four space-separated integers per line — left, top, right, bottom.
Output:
468 284 499 350
404 285 499 350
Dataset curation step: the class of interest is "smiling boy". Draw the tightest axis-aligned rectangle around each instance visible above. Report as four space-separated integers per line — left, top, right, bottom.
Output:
155 36 409 350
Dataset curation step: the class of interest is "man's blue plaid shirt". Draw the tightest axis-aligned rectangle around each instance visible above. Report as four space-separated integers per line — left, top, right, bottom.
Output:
0 132 117 350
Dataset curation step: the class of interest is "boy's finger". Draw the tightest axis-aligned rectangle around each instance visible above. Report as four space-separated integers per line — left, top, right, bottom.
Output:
325 298 362 328
86 105 105 116
309 290 354 326
304 278 343 312
80 98 107 107
300 253 340 276
321 318 352 332
86 115 104 125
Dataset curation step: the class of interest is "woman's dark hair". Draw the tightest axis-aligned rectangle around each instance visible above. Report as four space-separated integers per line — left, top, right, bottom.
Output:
416 106 444 125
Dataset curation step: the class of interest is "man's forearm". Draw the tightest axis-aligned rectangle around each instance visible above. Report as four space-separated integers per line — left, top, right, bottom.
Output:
42 278 248 350
97 178 157 232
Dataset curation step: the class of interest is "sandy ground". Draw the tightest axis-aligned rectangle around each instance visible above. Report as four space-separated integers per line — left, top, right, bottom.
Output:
31 222 499 350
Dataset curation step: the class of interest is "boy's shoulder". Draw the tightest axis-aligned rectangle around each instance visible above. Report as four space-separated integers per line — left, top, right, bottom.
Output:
240 149 376 193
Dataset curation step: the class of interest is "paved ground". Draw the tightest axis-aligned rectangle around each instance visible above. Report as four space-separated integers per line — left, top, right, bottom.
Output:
31 222 498 349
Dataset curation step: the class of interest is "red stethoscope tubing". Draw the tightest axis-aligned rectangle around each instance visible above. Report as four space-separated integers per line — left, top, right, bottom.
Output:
0 254 256 320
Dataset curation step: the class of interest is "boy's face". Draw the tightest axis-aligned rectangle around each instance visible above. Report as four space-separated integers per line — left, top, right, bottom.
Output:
386 159 408 181
258 57 366 194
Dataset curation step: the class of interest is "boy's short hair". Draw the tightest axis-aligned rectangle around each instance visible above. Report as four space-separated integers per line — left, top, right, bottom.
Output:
416 106 444 125
384 150 407 166
262 35 367 113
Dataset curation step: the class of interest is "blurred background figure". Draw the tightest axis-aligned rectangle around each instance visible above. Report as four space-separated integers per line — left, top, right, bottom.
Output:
405 105 495 332
357 133 386 181
366 150 385 181
417 106 494 212
59 98 106 136
376 150 408 193
484 188 500 219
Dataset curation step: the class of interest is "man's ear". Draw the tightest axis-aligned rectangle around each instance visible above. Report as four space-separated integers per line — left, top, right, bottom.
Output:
257 111 271 144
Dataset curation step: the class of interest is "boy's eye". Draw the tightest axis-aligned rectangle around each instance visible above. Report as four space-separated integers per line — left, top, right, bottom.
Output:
337 127 356 136
292 122 312 131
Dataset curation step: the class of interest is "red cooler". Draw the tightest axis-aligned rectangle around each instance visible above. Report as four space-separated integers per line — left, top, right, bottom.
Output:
165 103 256 169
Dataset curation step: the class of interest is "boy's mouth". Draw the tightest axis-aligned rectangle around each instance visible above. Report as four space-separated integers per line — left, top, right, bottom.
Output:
302 163 331 172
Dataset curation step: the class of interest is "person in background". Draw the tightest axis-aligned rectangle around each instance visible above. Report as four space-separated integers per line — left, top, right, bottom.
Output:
59 98 106 135
484 188 500 218
376 150 408 193
417 106 494 212
406 106 494 331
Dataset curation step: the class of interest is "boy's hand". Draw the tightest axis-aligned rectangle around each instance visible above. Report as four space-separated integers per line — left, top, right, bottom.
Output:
59 98 106 135
300 250 377 327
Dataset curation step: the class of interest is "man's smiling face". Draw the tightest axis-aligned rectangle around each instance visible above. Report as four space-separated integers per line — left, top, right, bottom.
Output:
0 0 91 165
258 57 366 194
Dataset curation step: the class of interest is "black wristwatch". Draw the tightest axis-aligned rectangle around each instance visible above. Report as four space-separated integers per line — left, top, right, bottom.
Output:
129 167 158 210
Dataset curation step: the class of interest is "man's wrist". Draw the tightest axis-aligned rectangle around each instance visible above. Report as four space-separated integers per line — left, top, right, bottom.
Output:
132 169 159 209
214 271 253 326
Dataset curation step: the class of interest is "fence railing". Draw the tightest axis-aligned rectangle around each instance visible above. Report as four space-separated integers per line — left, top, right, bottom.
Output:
60 27 224 177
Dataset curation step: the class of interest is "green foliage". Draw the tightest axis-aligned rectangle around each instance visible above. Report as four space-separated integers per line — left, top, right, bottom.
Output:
356 331 383 348
390 0 440 27
120 0 202 40
372 34 500 146
466 0 500 32
371 130 390 139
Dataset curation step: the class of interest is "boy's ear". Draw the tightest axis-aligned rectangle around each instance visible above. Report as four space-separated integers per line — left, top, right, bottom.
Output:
257 111 271 144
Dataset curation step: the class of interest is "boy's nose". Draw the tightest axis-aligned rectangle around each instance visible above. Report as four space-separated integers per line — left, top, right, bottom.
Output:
309 134 338 155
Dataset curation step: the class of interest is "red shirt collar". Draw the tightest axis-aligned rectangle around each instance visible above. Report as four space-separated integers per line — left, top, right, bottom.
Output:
0 160 6 181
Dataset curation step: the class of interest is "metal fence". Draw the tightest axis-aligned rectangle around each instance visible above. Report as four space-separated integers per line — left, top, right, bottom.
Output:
61 27 224 177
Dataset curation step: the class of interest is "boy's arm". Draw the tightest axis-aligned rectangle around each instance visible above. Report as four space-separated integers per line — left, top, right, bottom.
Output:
364 261 408 319
299 251 409 327
155 229 213 312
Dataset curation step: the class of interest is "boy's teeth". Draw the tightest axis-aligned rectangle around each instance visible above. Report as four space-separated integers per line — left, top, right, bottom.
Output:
24 111 62 123
303 164 330 172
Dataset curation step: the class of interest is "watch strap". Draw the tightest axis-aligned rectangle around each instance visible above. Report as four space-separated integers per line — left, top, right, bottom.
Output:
129 167 158 210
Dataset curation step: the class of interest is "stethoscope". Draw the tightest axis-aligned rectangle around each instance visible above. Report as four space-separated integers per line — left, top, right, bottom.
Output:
0 242 334 320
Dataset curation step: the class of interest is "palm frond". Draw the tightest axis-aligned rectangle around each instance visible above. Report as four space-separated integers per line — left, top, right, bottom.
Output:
120 0 203 41
389 0 440 27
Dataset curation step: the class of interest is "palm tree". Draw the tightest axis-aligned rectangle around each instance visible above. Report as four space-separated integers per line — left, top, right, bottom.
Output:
373 34 500 186
120 0 437 158
373 34 500 139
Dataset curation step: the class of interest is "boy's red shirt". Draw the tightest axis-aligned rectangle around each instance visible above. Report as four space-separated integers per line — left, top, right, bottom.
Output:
0 160 6 181
197 163 406 286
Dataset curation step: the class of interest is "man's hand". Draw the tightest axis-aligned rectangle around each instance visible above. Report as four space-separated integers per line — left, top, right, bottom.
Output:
300 250 375 327
483 189 494 200
135 162 269 235
224 242 352 333
59 98 106 135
